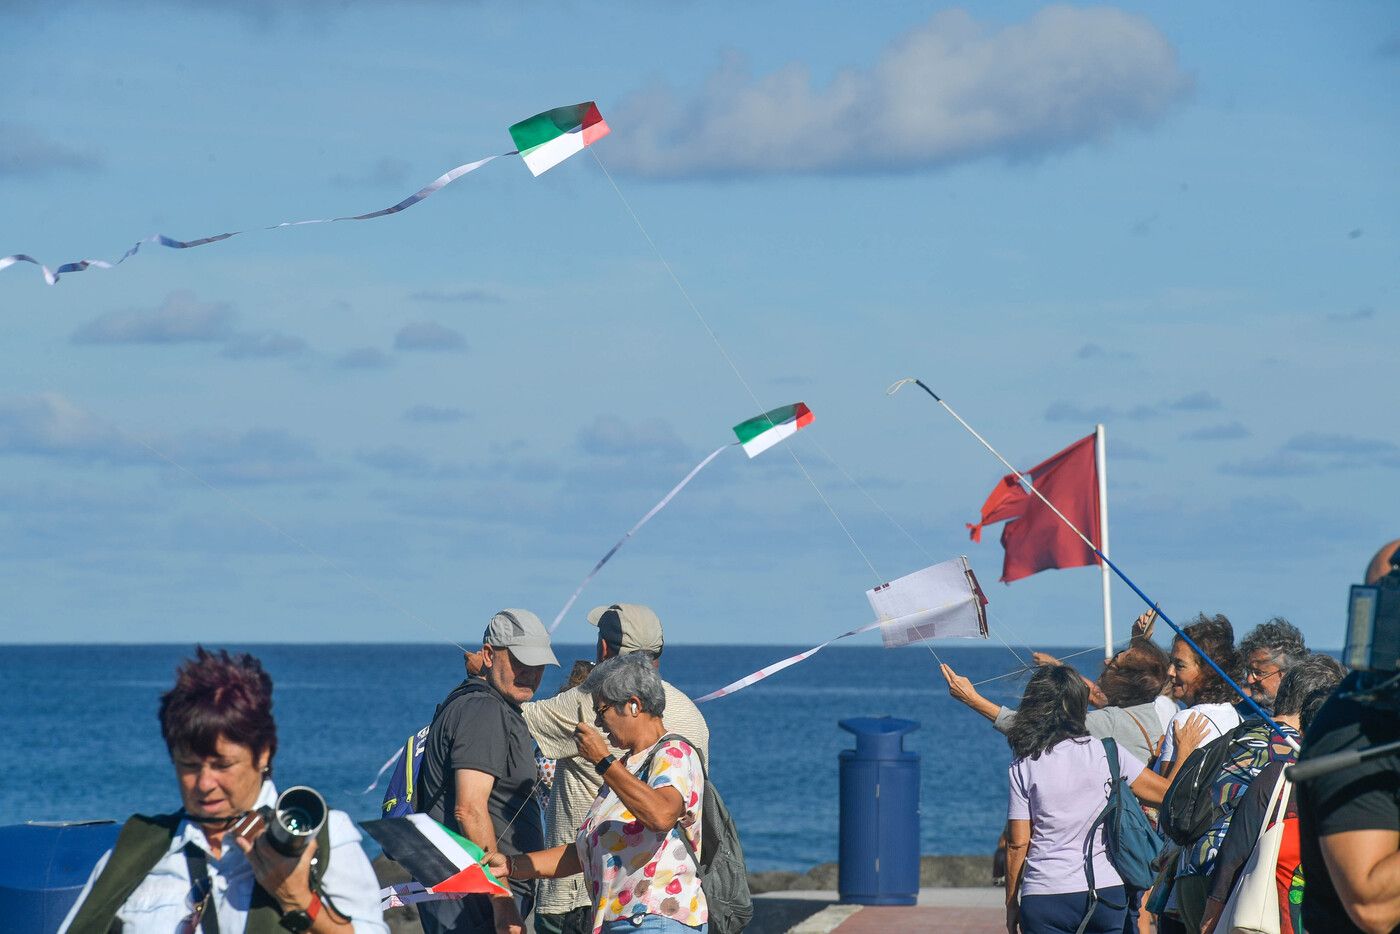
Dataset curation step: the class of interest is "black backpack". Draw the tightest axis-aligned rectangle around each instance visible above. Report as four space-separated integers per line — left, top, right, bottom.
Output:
639 733 753 934
1160 717 1261 845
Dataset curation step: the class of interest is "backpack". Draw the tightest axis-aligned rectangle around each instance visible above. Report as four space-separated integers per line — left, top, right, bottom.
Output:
1159 718 1260 846
639 733 753 934
381 680 483 818
1076 739 1165 934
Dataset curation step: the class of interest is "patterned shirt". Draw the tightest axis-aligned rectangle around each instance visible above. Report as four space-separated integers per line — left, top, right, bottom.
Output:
576 738 707 934
1179 721 1300 879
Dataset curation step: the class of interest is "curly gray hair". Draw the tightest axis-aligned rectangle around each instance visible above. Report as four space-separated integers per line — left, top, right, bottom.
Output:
1239 618 1308 671
581 652 666 717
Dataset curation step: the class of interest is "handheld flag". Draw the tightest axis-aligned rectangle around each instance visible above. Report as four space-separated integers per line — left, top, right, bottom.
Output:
509 102 611 177
966 432 1101 583
732 402 813 458
362 814 509 909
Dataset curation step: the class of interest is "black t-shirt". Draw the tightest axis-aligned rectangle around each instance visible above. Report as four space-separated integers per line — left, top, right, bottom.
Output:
1297 678 1400 934
420 677 544 873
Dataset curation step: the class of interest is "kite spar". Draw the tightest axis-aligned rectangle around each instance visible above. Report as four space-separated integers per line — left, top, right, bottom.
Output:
886 376 1297 748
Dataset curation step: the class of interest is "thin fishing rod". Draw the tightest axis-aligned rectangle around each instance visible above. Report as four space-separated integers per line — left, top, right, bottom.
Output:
888 377 1296 749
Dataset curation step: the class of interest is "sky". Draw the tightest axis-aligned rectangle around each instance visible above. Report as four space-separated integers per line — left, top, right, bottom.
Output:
1 2 1396 654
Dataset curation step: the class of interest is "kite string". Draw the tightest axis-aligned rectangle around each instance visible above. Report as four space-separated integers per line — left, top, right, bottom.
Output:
803 433 1024 668
587 149 882 585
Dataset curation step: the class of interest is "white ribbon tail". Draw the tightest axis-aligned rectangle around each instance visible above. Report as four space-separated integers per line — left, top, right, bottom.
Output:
695 618 889 703
356 746 405 796
4 152 514 285
549 443 733 632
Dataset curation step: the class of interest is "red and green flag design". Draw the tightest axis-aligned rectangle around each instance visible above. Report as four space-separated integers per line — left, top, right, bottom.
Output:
509 102 610 177
733 402 814 458
363 814 509 904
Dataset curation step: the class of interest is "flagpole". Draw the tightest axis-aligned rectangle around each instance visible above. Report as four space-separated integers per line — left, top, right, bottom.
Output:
886 377 1296 749
1096 423 1112 661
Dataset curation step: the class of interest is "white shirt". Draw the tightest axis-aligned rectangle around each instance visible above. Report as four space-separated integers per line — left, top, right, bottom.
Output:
1155 701 1241 770
59 781 388 933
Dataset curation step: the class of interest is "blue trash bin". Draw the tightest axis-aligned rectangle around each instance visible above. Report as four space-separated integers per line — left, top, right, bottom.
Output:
837 716 920 905
0 821 122 933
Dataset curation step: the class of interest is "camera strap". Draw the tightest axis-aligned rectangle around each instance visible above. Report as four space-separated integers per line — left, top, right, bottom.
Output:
181 843 222 934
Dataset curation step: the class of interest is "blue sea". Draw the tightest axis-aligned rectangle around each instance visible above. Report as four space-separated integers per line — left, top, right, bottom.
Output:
1 643 1105 872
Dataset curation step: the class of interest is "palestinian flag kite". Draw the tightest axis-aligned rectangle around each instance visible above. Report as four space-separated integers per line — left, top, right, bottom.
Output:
5 101 612 286
733 402 814 458
362 814 508 908
509 101 611 177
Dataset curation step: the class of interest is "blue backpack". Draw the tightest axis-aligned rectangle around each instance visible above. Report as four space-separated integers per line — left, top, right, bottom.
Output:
381 681 482 818
1077 737 1164 930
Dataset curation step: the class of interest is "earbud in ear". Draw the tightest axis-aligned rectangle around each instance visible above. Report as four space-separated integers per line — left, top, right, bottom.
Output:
631 704 638 715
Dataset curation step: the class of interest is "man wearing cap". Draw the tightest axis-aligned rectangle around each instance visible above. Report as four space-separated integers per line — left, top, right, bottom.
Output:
521 603 709 934
419 609 559 934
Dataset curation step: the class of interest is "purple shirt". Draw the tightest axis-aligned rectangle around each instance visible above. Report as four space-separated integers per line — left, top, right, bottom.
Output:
1008 736 1146 896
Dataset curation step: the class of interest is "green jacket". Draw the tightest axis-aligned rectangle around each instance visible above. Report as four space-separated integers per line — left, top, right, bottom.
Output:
64 812 331 934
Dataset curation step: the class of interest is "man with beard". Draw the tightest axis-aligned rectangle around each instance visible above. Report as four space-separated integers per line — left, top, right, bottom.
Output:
418 609 559 934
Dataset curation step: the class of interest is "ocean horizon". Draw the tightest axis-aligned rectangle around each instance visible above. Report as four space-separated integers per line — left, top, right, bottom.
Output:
6 641 1108 871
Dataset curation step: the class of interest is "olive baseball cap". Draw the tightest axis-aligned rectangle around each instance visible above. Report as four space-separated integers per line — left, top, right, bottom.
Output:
587 603 664 655
483 609 559 667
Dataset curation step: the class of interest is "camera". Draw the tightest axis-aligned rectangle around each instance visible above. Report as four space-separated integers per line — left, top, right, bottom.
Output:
259 785 328 857
1342 551 1400 702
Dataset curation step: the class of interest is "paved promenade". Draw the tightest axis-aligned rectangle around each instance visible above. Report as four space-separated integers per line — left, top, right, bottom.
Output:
751 887 1005 933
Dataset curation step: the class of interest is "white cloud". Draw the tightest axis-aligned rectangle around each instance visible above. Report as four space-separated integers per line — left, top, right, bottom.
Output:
394 321 468 353
611 5 1191 179
0 393 147 463
72 290 234 345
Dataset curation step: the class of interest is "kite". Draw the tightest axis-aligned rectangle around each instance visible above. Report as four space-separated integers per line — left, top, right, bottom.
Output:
695 556 988 703
549 401 813 631
1 102 611 286
733 402 814 458
362 814 509 910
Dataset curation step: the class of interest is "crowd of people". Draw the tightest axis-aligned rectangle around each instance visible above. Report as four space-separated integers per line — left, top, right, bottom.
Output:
60 601 712 934
55 538 1400 934
941 538 1400 934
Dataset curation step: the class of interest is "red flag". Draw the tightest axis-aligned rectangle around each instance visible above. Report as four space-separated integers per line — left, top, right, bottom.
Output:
966 433 1101 583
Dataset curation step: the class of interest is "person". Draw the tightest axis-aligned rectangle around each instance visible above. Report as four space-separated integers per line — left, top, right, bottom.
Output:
536 662 598 819
1003 665 1209 934
1156 614 1246 772
1238 618 1308 715
521 604 708 934
1297 541 1400 934
60 647 387 933
489 653 709 934
418 610 560 934
1201 654 1346 934
942 635 1173 766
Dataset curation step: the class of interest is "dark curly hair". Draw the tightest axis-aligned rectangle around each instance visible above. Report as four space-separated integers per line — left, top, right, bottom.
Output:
1007 664 1090 760
159 646 278 766
1098 637 1171 708
1173 613 1244 705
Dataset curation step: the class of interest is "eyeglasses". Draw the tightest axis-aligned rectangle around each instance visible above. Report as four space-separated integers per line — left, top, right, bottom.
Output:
177 878 213 934
592 703 613 727
1246 666 1282 682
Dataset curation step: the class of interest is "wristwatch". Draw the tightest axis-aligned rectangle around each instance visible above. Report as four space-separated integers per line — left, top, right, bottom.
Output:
278 893 322 932
594 754 617 777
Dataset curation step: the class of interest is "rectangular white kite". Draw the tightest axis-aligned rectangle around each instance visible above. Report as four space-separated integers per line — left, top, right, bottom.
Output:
867 556 988 647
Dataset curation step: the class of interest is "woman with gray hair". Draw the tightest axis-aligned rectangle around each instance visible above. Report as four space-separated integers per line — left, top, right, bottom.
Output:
488 652 708 933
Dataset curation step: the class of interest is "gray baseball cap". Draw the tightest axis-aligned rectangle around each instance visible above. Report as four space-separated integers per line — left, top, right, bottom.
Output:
587 603 664 655
483 609 559 667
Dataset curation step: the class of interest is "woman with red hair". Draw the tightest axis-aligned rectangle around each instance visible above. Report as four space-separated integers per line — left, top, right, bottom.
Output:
60 647 387 933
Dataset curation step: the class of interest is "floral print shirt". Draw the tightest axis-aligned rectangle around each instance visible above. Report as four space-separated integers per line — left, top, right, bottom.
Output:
576 738 706 934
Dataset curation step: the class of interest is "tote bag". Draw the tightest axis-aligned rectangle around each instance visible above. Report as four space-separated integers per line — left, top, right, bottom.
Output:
1218 769 1291 934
